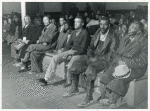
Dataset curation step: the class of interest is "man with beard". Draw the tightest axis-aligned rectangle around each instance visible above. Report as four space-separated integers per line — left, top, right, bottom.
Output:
63 16 118 107
38 15 90 86
99 21 147 108
28 21 73 74
18 16 58 73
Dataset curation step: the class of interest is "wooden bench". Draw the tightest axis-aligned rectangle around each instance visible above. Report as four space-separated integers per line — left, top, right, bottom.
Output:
125 69 148 107
42 53 148 107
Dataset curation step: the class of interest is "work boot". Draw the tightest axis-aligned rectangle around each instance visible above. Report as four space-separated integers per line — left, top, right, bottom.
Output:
18 61 28 73
97 84 107 102
63 74 79 97
78 79 95 107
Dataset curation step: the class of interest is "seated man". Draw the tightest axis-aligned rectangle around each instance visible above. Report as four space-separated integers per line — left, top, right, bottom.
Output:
19 17 44 64
118 24 128 41
13 15 36 66
38 15 90 86
58 16 65 33
28 21 73 74
63 16 118 107
54 21 73 53
18 16 58 73
99 21 148 108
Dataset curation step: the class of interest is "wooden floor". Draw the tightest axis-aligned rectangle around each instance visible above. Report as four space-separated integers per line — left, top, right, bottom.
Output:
2 42 148 109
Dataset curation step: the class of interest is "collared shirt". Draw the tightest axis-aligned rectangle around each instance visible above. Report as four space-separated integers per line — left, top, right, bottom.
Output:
100 29 109 41
24 24 29 28
60 25 64 32
43 23 51 32
76 28 82 37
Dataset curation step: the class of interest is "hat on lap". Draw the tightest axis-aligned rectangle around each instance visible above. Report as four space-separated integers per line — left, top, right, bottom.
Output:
112 65 131 79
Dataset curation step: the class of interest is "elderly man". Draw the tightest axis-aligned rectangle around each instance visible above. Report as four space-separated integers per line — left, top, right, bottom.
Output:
38 15 90 86
99 21 147 108
18 16 58 73
63 16 118 107
13 15 35 66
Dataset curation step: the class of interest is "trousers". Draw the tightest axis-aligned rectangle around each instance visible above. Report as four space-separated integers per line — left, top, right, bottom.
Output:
45 50 84 80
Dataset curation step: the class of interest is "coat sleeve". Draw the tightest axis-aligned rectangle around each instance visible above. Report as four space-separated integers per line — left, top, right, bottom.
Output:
28 26 43 44
39 25 58 43
26 24 36 40
122 39 148 68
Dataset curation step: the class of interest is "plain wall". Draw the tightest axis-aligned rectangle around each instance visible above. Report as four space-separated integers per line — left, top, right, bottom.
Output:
3 2 21 15
44 2 62 12
76 2 93 11
106 2 148 10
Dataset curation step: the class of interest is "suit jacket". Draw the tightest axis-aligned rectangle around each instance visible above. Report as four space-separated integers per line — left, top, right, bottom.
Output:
87 28 118 62
112 31 148 79
22 23 35 40
28 25 44 44
39 23 58 44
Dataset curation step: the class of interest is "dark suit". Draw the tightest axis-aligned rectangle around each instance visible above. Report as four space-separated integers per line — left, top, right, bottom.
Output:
21 23 35 40
19 25 44 59
27 23 59 72
101 31 148 96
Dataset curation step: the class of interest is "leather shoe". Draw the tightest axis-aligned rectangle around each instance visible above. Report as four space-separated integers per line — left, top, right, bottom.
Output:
38 78 47 86
18 68 29 73
63 82 71 87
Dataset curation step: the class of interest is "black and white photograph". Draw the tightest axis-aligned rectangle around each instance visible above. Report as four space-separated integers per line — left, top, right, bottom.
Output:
2 1 148 109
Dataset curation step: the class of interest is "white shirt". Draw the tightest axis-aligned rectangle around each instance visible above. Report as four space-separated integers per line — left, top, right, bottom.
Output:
60 25 64 32
100 29 109 41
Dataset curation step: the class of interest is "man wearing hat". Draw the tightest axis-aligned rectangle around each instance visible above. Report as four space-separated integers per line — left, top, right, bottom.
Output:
99 21 148 108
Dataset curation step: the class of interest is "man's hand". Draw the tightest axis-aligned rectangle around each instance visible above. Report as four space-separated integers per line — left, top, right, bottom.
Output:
17 39 22 43
89 57 97 62
25 40 30 44
58 49 63 54
3 29 6 32
118 61 126 65
63 54 68 60
36 40 39 44
43 43 47 46
69 49 77 55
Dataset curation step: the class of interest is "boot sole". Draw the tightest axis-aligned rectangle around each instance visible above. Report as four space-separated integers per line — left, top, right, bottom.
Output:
63 92 80 97
78 100 94 107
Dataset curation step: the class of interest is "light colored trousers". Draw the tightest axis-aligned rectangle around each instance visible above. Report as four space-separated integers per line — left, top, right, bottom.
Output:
45 50 84 81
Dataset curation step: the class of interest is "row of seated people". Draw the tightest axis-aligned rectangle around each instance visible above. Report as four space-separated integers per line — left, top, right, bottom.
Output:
11 15 147 108
2 15 22 45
